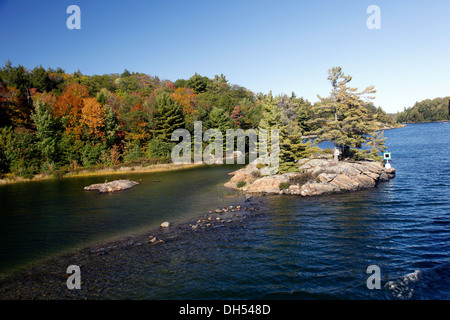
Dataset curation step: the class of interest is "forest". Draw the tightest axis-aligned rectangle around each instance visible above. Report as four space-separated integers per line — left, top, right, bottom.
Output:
0 61 396 179
395 97 450 123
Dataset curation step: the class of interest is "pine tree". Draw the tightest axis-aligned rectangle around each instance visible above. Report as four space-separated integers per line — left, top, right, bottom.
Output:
152 92 185 141
309 67 378 161
208 107 230 134
30 100 58 163
258 94 317 173
279 123 317 173
103 104 120 148
366 130 387 161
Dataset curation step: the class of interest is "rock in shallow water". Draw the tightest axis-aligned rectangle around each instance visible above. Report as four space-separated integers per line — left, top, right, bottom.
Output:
84 180 139 193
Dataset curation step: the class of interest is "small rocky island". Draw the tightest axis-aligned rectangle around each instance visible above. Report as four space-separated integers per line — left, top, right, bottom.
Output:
84 180 139 193
225 158 395 196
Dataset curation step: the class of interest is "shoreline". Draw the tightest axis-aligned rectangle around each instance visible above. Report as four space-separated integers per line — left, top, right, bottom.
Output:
0 163 205 186
400 120 449 124
0 194 264 299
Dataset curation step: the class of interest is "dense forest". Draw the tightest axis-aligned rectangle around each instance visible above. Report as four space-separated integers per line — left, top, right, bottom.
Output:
0 60 395 179
395 97 450 123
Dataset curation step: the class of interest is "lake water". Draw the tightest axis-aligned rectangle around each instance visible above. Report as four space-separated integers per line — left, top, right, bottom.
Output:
0 122 449 299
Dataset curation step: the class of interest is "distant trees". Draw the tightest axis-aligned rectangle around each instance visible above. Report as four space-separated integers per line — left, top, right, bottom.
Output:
395 97 450 123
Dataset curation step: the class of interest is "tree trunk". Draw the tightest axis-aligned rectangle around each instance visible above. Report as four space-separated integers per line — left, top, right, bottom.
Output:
334 144 339 163
333 110 339 162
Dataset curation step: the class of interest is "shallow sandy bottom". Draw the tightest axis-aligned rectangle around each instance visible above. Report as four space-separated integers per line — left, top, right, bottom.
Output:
0 196 263 300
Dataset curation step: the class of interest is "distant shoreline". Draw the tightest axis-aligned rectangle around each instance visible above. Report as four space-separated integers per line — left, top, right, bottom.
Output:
400 120 449 125
0 163 205 186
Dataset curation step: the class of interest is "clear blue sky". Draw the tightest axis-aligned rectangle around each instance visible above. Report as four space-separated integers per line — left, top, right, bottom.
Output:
0 0 449 113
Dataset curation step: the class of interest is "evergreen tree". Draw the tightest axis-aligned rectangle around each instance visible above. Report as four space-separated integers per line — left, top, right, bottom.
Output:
208 107 229 134
309 67 378 161
208 107 230 152
103 104 120 148
258 94 317 173
279 123 317 173
152 92 185 141
366 130 387 161
30 100 59 164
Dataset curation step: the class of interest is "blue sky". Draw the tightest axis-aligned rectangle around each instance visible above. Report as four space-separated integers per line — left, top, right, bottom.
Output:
0 0 449 113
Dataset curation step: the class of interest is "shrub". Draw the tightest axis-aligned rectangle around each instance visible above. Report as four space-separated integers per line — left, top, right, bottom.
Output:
237 180 247 188
256 163 266 169
52 167 68 179
251 170 261 178
279 182 291 190
289 171 318 186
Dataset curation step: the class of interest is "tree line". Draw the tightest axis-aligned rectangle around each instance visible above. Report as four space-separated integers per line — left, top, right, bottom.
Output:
0 60 393 179
395 97 450 123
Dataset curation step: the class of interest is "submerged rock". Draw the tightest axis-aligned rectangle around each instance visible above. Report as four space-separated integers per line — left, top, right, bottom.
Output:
160 222 170 228
84 180 139 193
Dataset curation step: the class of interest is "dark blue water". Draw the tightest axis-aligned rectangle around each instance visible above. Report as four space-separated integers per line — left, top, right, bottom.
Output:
114 123 449 300
1 123 449 299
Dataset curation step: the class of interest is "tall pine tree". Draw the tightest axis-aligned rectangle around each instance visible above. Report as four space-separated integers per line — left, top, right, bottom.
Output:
258 93 317 173
152 92 185 141
30 100 59 164
309 67 378 161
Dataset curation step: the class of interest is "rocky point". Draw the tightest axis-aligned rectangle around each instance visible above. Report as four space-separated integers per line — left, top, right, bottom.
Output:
224 158 395 197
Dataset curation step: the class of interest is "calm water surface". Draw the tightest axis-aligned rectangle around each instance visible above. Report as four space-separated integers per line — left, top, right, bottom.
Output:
0 123 449 299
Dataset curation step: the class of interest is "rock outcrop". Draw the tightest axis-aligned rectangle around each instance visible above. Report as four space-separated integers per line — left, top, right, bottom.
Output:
224 158 395 197
84 180 139 193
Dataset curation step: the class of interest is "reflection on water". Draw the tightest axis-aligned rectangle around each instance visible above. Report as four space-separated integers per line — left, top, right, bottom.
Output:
0 165 243 274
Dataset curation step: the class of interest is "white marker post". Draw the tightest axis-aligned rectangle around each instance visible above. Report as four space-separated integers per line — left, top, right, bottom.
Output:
383 152 391 169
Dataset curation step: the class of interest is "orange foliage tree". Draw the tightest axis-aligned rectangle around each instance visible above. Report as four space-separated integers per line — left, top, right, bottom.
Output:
170 87 197 115
54 83 89 138
81 97 105 139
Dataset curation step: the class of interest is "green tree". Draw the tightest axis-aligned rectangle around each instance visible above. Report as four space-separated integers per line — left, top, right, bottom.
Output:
30 100 59 164
146 136 174 160
258 93 317 173
187 73 209 94
366 130 387 161
103 104 120 148
6 127 42 177
279 124 317 173
0 127 12 173
208 107 230 134
309 67 378 161
152 92 185 141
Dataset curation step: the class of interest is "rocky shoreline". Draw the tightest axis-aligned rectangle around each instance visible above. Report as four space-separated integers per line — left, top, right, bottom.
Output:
0 195 263 300
224 158 395 196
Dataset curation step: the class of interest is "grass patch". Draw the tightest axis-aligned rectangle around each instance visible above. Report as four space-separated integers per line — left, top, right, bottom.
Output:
237 180 247 188
279 182 291 190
